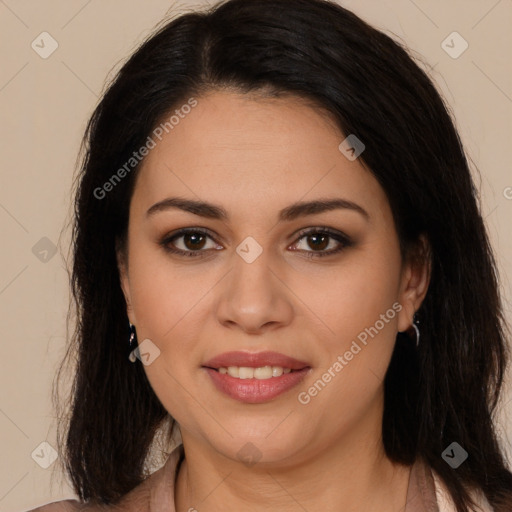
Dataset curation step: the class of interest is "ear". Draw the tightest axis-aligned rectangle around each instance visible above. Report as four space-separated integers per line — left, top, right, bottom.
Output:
397 233 431 332
116 237 136 325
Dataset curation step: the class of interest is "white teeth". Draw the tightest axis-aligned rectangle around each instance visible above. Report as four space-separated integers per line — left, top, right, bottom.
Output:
218 366 295 379
272 366 283 377
254 366 273 379
227 366 239 378
238 367 254 379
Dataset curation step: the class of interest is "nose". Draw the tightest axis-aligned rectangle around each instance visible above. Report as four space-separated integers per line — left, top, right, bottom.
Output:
214 247 294 335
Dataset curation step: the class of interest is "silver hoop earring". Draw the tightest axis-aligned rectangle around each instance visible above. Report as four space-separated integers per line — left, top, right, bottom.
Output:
412 313 420 347
128 322 138 363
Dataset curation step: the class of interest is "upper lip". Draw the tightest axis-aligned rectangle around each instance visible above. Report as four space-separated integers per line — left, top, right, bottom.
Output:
202 351 310 370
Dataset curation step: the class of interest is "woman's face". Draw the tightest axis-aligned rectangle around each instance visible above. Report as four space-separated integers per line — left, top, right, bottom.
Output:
118 90 429 466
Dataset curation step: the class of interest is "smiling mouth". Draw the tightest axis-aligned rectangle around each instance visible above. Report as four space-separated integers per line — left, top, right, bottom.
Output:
205 365 308 379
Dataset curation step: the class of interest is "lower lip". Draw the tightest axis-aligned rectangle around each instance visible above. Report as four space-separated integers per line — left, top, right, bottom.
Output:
203 367 311 403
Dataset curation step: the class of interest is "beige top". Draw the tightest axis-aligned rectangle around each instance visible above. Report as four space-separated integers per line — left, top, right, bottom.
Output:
25 444 493 512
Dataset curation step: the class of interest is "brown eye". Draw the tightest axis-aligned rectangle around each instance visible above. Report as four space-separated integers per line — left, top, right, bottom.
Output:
160 228 220 258
182 232 207 251
305 233 330 251
291 227 352 259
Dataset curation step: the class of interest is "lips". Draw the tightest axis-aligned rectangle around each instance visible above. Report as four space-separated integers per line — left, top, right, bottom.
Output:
202 351 310 371
204 366 311 403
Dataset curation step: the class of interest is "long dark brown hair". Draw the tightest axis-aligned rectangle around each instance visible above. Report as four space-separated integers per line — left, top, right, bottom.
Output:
53 0 512 510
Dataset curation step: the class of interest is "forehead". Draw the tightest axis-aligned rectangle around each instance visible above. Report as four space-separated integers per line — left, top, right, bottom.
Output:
130 90 389 222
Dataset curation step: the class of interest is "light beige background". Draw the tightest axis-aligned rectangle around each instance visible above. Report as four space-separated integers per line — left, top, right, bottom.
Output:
1 0 511 510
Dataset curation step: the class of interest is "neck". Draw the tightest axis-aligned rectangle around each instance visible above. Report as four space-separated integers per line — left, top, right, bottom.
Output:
174 419 411 512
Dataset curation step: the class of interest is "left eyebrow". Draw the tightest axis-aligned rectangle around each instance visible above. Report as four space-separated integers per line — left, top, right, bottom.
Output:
279 198 370 222
146 197 370 222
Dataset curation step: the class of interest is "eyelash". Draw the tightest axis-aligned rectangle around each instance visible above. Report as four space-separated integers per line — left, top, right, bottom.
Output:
159 227 352 259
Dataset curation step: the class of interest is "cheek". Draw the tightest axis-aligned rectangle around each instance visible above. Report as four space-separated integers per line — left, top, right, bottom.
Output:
127 246 206 422
127 241 201 337
297 258 402 431
310 250 401 344
304 255 403 409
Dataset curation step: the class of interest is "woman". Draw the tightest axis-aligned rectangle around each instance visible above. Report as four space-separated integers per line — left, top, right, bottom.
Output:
27 0 512 510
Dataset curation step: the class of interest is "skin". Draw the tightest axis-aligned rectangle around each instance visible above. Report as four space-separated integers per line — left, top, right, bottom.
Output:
117 90 431 512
